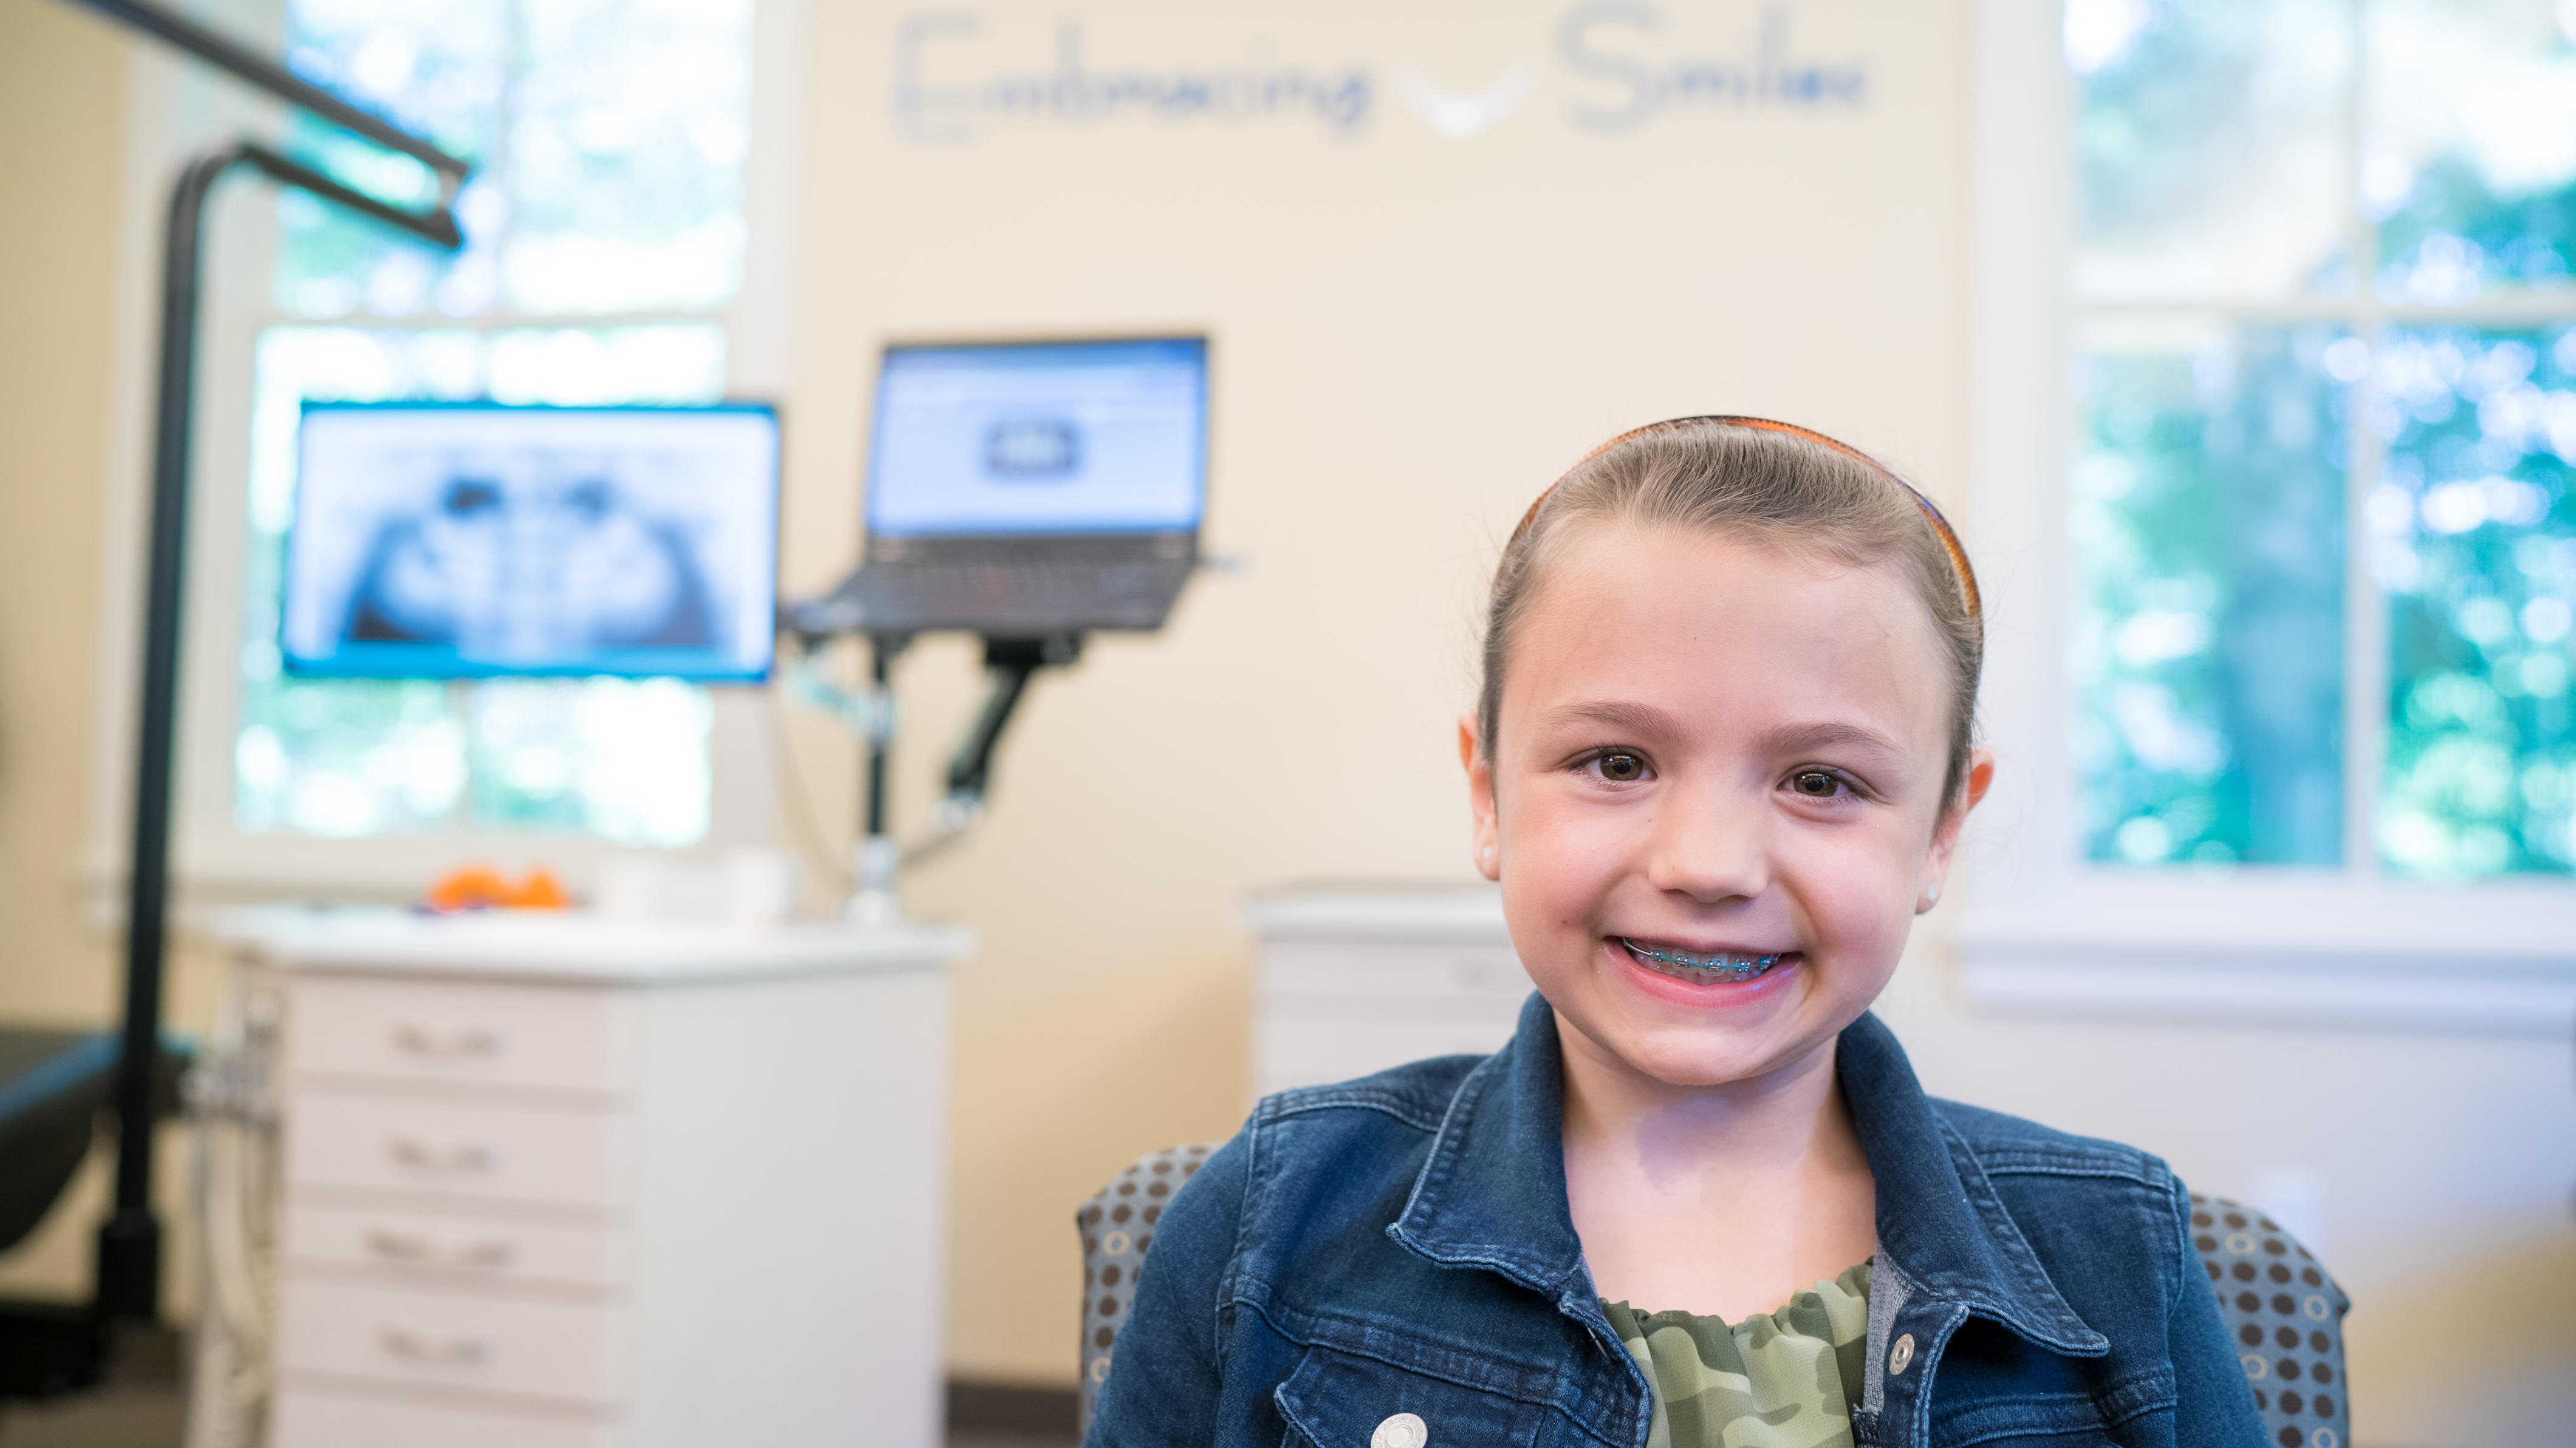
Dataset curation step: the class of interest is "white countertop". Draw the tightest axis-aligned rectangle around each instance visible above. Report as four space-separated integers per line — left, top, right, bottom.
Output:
211 905 974 986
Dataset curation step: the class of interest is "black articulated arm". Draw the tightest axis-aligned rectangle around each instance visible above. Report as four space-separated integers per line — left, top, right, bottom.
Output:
233 142 465 246
873 632 1081 875
948 634 1084 808
63 0 472 192
49 0 471 1329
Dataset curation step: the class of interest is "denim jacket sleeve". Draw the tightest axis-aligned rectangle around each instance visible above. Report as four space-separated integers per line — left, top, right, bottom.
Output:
1083 1132 1247 1447
2163 1174 2270 1448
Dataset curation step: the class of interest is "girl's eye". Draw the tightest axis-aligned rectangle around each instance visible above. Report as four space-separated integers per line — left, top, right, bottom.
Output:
1594 752 1647 783
1789 770 1845 798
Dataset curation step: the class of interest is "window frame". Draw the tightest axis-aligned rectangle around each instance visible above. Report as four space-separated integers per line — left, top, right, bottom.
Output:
1958 0 2576 1035
80 0 810 913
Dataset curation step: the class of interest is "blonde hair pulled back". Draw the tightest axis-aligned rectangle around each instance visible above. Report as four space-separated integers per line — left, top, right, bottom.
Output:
1476 417 1985 808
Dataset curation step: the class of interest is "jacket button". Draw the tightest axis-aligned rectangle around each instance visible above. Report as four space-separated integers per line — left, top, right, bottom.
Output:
1371 1412 1429 1448
1888 1333 1916 1376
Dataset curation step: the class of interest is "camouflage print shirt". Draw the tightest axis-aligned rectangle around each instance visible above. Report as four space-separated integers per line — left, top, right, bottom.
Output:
1600 1261 1874 1448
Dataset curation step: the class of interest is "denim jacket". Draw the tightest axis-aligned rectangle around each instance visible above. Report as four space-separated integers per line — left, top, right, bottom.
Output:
1088 993 2266 1448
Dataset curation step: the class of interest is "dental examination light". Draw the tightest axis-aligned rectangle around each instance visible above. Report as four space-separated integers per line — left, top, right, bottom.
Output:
21 0 470 1374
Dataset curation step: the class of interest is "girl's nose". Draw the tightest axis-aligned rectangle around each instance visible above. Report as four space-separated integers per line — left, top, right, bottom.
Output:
1639 782 1769 903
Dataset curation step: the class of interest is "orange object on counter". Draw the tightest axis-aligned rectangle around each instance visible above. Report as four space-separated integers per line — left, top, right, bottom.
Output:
424 865 570 913
507 868 569 909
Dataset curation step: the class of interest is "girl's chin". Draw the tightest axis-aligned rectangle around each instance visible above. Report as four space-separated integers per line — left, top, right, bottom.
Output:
1600 935 1807 1013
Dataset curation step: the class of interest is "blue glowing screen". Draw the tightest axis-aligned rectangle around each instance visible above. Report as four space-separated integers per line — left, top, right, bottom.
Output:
283 402 780 681
866 338 1207 536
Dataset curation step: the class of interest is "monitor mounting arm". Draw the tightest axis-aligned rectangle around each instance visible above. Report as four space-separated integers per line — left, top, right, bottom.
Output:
911 632 1084 861
779 627 1081 917
52 0 470 1329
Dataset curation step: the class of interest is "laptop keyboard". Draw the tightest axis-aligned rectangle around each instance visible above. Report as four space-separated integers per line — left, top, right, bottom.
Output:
855 559 1186 629
911 562 1165 601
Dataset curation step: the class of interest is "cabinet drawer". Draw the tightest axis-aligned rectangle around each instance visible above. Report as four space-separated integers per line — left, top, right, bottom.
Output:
272 1390 617 1448
289 1094 630 1211
289 975 628 1096
286 1202 627 1289
279 1277 623 1405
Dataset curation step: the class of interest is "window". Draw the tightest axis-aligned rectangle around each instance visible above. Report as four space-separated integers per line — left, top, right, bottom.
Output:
231 0 757 847
2067 0 2576 880
1959 0 2576 1030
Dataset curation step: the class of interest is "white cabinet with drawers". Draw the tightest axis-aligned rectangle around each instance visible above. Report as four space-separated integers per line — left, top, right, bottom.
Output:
1243 884 1526 1098
211 909 968 1448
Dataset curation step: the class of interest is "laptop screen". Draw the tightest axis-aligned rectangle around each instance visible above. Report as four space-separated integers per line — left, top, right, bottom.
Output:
866 338 1208 538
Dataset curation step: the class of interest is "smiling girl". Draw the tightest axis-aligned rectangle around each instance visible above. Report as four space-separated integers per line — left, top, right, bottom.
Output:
1088 419 2264 1448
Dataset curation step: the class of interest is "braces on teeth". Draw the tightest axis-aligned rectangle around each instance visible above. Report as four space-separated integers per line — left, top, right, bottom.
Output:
1620 938 1784 983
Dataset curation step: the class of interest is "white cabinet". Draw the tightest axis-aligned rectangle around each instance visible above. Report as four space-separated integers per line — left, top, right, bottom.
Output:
212 909 968 1448
1242 885 1525 1098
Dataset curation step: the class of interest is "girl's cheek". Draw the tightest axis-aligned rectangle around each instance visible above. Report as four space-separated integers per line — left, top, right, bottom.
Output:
1787 836 1917 954
1501 798 1622 946
1506 782 1616 869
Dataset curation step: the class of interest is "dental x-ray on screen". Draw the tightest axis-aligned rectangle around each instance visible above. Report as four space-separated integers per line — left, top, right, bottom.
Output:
283 403 780 680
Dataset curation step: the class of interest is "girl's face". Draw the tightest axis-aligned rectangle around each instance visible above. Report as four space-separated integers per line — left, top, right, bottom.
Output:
1463 522 1990 1089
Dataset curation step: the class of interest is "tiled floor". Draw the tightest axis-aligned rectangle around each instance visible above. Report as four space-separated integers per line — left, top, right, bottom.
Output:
0 1329 1079 1445
0 1381 1075 1447
0 1382 183 1447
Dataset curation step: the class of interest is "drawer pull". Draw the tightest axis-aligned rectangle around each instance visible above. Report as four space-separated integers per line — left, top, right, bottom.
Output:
386 1136 496 1172
391 1023 501 1058
364 1226 515 1269
378 1325 489 1365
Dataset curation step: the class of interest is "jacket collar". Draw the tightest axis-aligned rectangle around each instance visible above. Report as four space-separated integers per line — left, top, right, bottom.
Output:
1385 991 1590 1305
1386 992 2109 1356
1835 1009 2108 1356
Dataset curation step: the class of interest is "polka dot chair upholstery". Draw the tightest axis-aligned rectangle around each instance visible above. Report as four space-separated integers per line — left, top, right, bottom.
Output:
2190 1192 2352 1448
1077 1142 1216 1427
1075 1153 2350 1443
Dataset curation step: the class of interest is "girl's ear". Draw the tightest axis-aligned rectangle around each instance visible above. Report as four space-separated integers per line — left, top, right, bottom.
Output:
1917 746 1995 912
1460 712 1501 882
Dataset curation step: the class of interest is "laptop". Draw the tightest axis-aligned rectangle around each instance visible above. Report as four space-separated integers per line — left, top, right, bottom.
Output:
790 337 1209 639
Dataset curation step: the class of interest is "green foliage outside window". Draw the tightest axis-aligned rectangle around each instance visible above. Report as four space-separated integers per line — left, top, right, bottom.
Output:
2069 0 2575 879
2072 329 2349 866
2375 327 2576 876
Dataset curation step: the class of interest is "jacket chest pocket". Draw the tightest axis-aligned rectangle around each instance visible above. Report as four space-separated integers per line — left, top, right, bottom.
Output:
1274 1345 1550 1448
1928 1392 2125 1448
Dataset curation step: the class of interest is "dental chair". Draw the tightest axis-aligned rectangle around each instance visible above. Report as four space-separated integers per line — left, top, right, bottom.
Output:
1075 1146 2351 1448
0 1028 188 1398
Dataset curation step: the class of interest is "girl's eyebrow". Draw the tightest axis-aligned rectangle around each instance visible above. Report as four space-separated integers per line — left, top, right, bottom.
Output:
1752 720 1909 765
1538 700 1684 737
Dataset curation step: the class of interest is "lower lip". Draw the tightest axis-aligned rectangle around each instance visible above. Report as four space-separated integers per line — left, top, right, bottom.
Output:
1608 938 1804 1011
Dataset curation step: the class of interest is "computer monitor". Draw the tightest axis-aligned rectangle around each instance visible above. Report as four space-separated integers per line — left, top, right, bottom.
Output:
866 338 1208 538
282 401 781 681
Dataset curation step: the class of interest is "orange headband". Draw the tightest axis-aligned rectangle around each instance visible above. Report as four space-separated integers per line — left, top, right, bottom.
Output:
1510 415 1982 620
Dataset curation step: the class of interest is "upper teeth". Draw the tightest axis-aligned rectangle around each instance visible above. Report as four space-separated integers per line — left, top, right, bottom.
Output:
1623 939 1783 978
